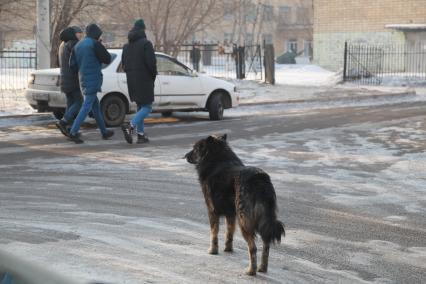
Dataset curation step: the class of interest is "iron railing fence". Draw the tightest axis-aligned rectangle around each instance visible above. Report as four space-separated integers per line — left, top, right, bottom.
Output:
344 42 426 86
0 49 36 90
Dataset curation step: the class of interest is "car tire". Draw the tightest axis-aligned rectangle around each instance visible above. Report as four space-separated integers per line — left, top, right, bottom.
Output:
208 93 224 121
161 111 173 117
101 95 126 127
53 109 64 120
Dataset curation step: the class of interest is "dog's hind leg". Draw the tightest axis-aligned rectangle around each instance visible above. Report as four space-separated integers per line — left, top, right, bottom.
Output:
258 240 270 273
208 213 219 254
224 215 236 252
241 228 257 275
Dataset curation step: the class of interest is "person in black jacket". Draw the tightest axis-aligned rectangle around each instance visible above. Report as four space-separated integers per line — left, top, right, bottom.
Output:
55 26 83 136
190 43 201 72
121 19 157 144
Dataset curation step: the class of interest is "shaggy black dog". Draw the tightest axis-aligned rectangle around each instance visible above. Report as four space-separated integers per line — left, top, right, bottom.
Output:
185 134 285 275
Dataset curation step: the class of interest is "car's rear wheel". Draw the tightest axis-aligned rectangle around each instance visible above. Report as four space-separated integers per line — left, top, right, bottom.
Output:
53 109 64 120
101 95 126 127
161 111 173 117
208 93 224 120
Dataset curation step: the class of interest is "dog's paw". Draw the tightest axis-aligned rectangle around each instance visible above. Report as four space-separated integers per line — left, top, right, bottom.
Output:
257 265 267 273
224 244 233 252
245 267 257 276
224 247 233 253
208 247 218 255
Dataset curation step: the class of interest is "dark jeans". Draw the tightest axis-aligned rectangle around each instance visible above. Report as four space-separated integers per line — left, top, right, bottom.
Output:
192 61 200 72
63 89 83 124
69 93 107 136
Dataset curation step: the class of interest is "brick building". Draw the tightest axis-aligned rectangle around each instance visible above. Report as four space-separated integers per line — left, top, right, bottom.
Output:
313 0 426 71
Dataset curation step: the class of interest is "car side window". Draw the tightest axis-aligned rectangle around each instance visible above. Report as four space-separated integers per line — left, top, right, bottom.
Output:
157 56 189 76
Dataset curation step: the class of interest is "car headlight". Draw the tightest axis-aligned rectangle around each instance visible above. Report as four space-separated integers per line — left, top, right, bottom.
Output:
28 74 35 85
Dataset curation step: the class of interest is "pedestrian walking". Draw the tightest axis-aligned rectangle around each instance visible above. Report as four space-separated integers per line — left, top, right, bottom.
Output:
121 19 157 144
68 23 114 144
55 26 83 137
190 43 201 72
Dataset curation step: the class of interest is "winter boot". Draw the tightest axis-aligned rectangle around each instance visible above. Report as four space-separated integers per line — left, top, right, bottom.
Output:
121 122 134 144
102 129 114 140
56 119 69 137
137 134 149 144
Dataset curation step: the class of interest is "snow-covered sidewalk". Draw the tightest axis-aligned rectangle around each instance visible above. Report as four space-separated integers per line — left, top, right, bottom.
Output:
0 64 421 117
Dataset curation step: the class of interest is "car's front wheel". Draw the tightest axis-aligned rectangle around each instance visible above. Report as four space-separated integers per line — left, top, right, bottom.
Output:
208 93 224 120
101 94 127 127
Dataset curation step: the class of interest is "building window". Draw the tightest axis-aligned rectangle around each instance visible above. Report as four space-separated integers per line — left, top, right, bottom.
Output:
297 7 310 24
224 3 233 20
287 40 297 53
279 6 292 24
245 3 257 23
245 33 254 44
263 34 273 44
263 5 273 22
304 40 312 57
224 33 232 43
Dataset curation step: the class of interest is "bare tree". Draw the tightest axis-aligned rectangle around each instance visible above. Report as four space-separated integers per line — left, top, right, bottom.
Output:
113 0 226 55
49 0 110 67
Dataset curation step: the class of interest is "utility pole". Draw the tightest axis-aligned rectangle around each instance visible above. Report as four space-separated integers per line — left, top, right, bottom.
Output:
36 0 50 69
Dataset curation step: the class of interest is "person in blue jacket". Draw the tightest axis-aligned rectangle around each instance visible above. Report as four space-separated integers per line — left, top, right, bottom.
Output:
68 23 114 144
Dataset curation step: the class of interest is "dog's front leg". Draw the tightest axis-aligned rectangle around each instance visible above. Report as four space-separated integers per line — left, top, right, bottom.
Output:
208 213 219 254
224 215 236 252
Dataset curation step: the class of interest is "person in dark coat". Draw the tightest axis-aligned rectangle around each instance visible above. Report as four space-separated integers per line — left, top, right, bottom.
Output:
121 19 157 144
190 43 201 72
55 26 83 137
67 23 114 144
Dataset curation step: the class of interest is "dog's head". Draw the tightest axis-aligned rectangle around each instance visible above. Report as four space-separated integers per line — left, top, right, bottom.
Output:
184 134 228 164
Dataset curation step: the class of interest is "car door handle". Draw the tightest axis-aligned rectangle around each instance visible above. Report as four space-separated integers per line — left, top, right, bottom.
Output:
122 80 127 83
162 82 170 85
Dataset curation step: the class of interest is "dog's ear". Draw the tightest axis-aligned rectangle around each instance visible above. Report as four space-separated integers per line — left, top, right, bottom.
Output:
218 134 227 141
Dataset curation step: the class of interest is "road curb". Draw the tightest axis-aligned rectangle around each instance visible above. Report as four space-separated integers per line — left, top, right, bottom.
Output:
239 91 417 107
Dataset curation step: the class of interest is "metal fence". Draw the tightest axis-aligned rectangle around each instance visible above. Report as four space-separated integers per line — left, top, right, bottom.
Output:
156 43 263 80
343 42 426 86
0 49 36 90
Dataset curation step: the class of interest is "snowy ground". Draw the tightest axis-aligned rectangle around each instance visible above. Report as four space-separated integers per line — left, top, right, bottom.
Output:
0 101 425 283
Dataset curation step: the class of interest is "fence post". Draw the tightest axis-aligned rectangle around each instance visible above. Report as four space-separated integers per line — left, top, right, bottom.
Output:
343 41 348 82
235 46 245 79
264 44 275 84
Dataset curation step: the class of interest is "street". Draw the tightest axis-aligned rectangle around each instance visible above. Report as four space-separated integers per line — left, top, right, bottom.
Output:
1 101 426 283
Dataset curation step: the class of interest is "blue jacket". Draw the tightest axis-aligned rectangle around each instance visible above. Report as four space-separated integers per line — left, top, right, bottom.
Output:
70 24 111 95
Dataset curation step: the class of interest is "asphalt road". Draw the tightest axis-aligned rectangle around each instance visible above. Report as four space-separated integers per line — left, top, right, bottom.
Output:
1 101 426 284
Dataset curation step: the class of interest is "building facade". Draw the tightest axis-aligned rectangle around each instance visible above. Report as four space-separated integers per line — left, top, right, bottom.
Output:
196 0 313 58
313 0 426 71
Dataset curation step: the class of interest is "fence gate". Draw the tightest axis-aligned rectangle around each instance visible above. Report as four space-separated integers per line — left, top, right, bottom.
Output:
0 49 36 90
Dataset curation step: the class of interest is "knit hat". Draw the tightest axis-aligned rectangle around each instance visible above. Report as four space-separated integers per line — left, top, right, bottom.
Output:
71 26 83 34
134 19 146 30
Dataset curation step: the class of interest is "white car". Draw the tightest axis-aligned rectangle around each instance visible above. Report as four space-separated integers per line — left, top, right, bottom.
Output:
25 49 239 126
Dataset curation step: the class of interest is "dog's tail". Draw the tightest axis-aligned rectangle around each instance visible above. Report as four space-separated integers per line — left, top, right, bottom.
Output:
259 216 285 244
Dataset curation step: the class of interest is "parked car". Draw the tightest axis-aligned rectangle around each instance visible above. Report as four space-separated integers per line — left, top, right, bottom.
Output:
25 49 239 126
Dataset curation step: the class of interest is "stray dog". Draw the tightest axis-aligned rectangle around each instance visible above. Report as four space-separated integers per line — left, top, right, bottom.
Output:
185 134 285 275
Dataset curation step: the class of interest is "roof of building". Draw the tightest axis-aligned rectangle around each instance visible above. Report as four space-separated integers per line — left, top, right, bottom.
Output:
385 24 426 31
